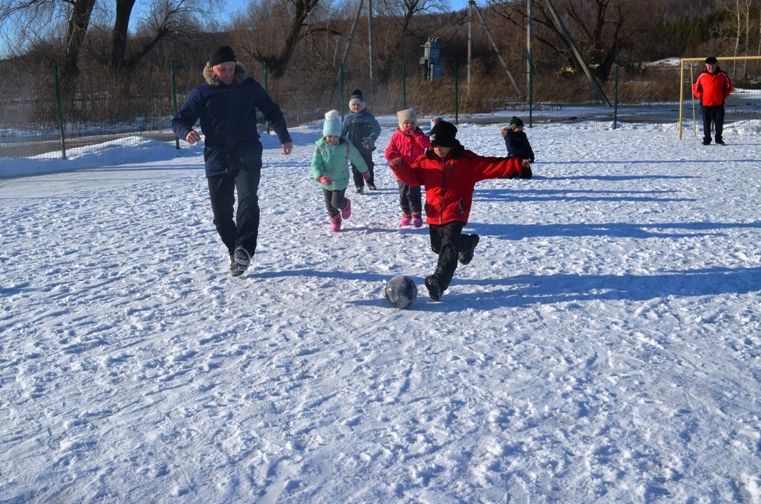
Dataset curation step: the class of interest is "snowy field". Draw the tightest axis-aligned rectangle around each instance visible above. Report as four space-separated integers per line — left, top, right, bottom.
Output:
1 117 760 503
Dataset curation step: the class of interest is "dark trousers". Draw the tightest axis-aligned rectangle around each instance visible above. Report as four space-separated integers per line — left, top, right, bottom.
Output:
207 164 261 256
429 222 479 291
351 148 374 188
397 181 422 216
322 188 347 217
701 105 725 142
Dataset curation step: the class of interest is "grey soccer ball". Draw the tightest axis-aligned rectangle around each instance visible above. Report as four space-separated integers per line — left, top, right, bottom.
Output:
384 275 418 309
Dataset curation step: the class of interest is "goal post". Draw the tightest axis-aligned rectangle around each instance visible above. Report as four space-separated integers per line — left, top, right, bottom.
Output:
678 55 761 140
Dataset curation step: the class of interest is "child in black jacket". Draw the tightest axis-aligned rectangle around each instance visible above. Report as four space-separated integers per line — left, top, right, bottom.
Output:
501 116 534 179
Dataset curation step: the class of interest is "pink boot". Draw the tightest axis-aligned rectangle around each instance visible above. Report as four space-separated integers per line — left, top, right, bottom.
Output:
399 214 412 227
412 214 423 228
329 214 342 233
341 198 352 220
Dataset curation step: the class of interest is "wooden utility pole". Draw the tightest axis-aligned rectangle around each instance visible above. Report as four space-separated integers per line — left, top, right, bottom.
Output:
368 0 376 85
527 0 533 111
472 1 521 97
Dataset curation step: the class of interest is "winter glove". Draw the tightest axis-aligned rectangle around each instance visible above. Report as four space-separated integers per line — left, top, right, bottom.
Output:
390 157 403 166
500 128 509 139
362 137 375 151
520 165 533 179
317 175 332 185
362 171 372 182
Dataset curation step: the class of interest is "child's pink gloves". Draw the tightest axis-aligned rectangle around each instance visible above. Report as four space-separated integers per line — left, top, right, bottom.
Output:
317 175 332 185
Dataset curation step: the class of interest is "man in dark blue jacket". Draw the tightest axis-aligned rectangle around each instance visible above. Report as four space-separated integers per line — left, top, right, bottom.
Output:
173 45 293 277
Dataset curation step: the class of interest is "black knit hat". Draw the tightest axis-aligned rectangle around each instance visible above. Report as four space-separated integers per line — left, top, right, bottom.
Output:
349 88 365 106
209 45 237 66
705 56 718 64
509 116 524 128
429 120 458 147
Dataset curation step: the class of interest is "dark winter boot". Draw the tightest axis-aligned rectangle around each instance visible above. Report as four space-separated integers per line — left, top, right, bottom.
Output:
230 246 251 277
425 275 442 301
458 234 480 265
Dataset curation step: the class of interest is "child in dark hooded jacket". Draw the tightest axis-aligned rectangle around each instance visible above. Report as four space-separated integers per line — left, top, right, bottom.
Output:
500 116 534 179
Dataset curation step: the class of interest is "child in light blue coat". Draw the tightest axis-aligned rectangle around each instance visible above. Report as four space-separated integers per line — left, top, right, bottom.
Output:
312 110 371 232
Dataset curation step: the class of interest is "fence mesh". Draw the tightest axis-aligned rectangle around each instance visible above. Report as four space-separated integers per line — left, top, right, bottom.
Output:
0 58 759 160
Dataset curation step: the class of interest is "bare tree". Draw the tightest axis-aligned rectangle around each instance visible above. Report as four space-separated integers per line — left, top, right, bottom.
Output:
487 0 639 82
109 0 205 74
235 0 322 79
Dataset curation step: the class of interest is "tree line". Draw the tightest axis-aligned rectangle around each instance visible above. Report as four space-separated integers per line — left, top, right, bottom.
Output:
0 0 759 116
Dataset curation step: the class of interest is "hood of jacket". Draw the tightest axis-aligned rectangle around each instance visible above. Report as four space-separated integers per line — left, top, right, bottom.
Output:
202 62 249 86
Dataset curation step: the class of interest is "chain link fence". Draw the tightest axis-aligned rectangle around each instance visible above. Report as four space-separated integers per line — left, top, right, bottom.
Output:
1 58 759 160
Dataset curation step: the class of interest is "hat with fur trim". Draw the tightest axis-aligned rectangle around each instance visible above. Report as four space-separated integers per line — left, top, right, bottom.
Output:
323 110 342 137
209 45 237 67
396 108 417 127
429 120 458 147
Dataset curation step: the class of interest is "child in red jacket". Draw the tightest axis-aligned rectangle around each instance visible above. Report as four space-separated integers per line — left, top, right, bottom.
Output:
390 120 531 301
385 108 430 227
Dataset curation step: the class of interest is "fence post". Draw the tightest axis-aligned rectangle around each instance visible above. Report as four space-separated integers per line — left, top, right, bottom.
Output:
402 63 407 109
170 62 179 149
613 60 620 129
263 63 271 133
52 63 67 160
454 63 459 125
338 64 345 117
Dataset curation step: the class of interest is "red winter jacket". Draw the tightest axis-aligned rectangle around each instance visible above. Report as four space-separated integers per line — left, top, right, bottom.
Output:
692 68 732 107
384 127 431 181
390 143 524 225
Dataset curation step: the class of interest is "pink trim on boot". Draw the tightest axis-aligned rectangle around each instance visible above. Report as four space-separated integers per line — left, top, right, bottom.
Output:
399 214 412 227
329 214 342 233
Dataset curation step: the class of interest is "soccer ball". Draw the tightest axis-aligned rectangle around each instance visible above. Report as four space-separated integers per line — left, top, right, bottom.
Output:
384 275 418 309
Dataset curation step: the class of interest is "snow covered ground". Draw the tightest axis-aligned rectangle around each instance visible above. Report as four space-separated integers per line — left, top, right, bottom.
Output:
1 117 760 503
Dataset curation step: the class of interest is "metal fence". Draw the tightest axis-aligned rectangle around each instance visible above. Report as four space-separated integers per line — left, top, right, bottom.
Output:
1 59 759 161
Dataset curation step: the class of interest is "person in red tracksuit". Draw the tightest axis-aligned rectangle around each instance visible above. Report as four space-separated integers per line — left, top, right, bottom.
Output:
692 56 733 145
390 120 532 301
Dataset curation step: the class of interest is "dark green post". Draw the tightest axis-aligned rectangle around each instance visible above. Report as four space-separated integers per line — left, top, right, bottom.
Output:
52 63 67 160
528 55 534 127
613 60 620 129
170 62 179 149
402 64 407 109
264 63 271 133
339 64 345 117
454 63 459 125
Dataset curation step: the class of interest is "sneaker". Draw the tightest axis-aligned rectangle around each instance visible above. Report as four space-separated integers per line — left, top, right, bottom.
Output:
399 214 412 227
356 186 364 194
458 234 480 265
329 214 342 233
716 138 725 145
424 275 442 301
412 215 423 228
367 183 377 190
231 246 251 277
341 198 352 220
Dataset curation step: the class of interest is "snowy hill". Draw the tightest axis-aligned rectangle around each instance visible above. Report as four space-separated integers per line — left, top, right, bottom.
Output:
1 118 760 502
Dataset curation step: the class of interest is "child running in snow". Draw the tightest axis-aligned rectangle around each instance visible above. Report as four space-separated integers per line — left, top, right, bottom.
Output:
500 116 534 179
390 120 529 301
341 89 381 194
384 108 430 228
311 110 371 232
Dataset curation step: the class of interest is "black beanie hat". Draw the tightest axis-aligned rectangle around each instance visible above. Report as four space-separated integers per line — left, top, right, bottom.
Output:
705 56 718 64
429 120 458 147
209 45 237 66
509 116 524 128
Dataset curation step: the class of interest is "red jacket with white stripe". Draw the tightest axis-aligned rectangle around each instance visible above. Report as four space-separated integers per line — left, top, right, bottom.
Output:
390 143 524 225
